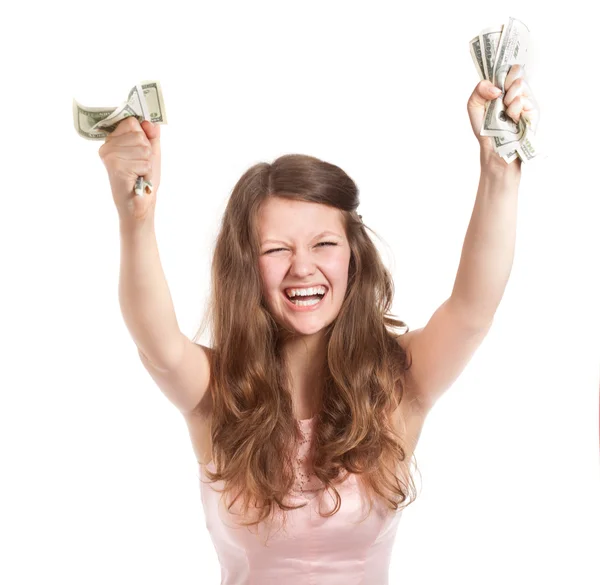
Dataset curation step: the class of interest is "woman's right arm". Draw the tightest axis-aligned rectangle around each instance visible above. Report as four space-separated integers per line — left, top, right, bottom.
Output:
102 116 210 414
119 214 183 371
120 214 212 415
120 212 212 415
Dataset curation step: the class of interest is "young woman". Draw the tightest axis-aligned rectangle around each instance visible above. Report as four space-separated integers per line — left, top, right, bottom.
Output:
100 65 539 583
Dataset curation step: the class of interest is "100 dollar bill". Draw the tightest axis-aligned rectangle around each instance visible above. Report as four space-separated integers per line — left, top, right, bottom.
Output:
72 80 167 140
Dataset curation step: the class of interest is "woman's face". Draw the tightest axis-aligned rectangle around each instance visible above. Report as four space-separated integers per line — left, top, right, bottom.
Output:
257 197 351 336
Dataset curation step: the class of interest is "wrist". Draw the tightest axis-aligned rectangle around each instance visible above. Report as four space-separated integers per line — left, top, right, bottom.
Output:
480 149 522 181
119 207 155 236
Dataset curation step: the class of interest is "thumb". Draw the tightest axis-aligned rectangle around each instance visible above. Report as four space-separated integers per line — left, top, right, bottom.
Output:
138 120 161 193
141 120 161 154
467 80 503 143
469 80 502 110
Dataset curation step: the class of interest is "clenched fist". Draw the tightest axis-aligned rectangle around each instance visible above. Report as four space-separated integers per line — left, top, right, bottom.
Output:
99 116 162 222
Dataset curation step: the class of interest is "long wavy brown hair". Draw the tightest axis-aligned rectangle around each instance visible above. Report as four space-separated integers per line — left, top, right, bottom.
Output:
191 153 419 539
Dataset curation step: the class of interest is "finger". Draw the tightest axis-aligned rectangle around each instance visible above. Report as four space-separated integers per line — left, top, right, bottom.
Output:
114 145 153 161
504 64 526 91
141 120 161 158
141 120 160 141
506 95 537 126
100 153 152 180
110 115 143 138
105 130 151 149
504 78 531 108
471 79 501 108
132 160 153 179
522 97 540 133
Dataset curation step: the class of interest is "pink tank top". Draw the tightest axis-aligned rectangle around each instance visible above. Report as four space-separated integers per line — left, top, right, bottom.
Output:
199 416 403 584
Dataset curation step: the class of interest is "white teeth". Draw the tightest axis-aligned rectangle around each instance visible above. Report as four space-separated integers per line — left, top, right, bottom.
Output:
290 297 321 307
285 286 327 298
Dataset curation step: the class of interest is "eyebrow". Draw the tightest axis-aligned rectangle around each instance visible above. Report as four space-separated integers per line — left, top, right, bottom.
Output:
262 231 343 246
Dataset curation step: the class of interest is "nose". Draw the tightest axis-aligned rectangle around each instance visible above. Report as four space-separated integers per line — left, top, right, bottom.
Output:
287 249 318 280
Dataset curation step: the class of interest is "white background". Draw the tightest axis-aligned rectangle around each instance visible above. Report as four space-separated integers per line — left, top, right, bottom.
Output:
1 1 599 584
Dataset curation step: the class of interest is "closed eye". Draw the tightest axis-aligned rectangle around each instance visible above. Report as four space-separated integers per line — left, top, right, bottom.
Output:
265 242 338 254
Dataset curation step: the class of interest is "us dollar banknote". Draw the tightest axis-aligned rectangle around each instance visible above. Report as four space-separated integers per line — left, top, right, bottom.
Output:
73 80 167 196
469 17 540 164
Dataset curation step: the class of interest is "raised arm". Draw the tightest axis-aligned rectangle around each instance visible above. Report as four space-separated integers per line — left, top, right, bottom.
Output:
118 216 183 371
100 117 210 416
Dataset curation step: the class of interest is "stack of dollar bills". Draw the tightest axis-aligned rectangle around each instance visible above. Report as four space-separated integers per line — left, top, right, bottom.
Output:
470 16 540 164
73 80 167 196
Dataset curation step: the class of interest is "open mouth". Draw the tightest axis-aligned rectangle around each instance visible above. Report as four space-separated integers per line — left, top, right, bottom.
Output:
282 287 328 309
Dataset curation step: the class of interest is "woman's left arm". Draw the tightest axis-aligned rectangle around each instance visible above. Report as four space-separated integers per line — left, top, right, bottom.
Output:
397 67 540 413
449 64 540 327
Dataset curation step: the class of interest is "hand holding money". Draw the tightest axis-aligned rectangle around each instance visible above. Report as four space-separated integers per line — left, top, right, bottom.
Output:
467 64 540 168
98 116 161 222
73 80 167 203
469 17 542 165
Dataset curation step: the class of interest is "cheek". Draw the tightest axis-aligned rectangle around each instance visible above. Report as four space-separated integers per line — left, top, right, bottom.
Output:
258 257 277 282
326 251 351 282
259 259 285 298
